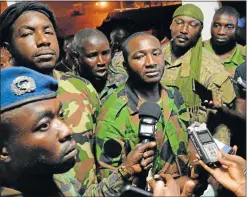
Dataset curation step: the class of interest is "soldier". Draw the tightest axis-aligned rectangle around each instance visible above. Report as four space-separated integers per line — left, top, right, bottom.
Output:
56 35 76 73
203 6 246 77
0 2 99 192
161 4 236 145
71 28 126 103
0 67 156 196
96 32 191 190
0 46 11 69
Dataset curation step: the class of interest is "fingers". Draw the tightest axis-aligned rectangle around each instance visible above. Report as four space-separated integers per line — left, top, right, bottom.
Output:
153 180 166 197
198 160 215 176
137 141 156 153
159 174 177 188
143 150 155 158
181 180 196 197
141 157 153 169
232 145 238 154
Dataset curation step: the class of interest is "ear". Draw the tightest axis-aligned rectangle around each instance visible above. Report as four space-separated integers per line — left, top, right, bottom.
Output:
2 42 12 59
0 147 11 163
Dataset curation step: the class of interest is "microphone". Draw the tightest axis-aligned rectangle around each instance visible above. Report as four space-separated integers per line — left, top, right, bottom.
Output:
138 102 162 144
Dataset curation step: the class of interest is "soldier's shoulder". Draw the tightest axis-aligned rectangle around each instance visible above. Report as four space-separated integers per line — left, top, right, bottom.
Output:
98 85 127 121
201 48 225 72
163 85 185 107
237 44 246 57
53 172 81 196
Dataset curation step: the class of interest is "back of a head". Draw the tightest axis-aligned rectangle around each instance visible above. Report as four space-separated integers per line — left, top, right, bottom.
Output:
121 32 158 63
0 1 57 45
72 28 108 52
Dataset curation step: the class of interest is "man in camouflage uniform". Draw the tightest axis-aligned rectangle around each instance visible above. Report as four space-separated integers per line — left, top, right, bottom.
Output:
161 4 236 145
0 67 156 197
96 32 191 190
71 28 127 103
203 6 246 77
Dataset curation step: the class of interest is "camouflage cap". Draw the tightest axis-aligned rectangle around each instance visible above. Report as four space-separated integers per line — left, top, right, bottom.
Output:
173 4 204 23
1 67 58 113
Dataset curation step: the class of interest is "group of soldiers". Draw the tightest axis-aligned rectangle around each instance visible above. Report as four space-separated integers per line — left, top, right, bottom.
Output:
0 1 246 197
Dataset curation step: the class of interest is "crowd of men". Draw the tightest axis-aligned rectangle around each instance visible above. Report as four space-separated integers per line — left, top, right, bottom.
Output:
0 2 246 197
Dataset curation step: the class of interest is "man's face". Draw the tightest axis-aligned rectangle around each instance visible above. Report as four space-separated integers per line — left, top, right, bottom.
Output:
211 14 237 46
170 16 202 48
10 11 59 73
110 28 129 52
126 35 164 84
77 36 111 81
3 98 77 175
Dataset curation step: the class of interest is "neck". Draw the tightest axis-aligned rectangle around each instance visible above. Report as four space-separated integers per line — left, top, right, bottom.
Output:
128 79 160 102
89 77 107 94
211 39 236 56
1 173 61 196
171 41 190 61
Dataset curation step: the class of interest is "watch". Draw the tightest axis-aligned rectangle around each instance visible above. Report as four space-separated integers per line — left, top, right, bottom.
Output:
118 165 135 182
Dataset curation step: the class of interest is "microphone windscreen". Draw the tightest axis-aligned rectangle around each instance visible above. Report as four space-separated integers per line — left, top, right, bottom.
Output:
104 139 122 158
138 102 162 120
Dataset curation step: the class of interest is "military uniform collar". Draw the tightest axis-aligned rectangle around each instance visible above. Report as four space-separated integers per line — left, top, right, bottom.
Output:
125 82 170 115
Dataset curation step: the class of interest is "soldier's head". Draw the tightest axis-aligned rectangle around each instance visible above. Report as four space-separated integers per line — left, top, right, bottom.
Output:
71 28 111 81
170 4 203 50
211 6 239 47
122 32 164 84
0 67 76 180
110 27 130 53
0 2 60 74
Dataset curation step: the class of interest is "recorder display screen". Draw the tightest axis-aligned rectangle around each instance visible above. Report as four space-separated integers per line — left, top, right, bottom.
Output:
198 132 212 143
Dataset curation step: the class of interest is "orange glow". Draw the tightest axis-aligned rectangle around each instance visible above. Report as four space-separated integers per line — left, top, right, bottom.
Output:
99 2 107 7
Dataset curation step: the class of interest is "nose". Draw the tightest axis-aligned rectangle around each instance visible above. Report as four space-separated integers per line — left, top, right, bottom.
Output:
56 119 73 143
97 55 106 66
218 26 226 35
145 53 156 67
180 24 189 34
36 32 51 47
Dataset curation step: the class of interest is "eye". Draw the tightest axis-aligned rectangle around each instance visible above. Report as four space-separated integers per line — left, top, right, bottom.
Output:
213 23 220 28
133 55 144 60
58 110 65 120
86 52 98 58
190 22 200 27
102 50 111 56
226 25 234 29
175 19 183 25
45 30 54 35
21 32 33 37
153 51 162 56
37 121 51 132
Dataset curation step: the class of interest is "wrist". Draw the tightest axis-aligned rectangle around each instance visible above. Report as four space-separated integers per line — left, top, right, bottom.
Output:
118 165 135 182
235 181 246 197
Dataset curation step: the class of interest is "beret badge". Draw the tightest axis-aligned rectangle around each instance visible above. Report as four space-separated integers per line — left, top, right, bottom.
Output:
11 76 36 96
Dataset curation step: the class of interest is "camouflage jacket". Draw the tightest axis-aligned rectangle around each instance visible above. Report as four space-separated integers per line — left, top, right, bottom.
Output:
161 42 236 145
96 82 190 180
0 173 81 197
203 40 246 77
54 70 100 191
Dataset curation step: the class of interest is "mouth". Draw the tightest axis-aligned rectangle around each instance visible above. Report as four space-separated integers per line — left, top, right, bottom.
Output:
177 35 188 42
145 70 160 77
96 69 108 77
215 38 227 42
63 141 77 161
35 50 55 59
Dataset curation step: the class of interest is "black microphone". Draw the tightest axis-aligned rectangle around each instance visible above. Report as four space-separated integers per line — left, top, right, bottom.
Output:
138 102 162 144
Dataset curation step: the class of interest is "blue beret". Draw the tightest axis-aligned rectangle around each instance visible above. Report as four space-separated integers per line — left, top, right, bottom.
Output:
1 67 58 113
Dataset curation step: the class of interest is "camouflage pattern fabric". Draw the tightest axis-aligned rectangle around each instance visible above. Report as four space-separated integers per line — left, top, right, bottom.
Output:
161 42 236 145
203 40 246 77
54 70 100 192
96 82 190 180
0 172 81 197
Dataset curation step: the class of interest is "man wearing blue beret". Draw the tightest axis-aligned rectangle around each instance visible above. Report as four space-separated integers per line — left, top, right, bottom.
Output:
0 67 156 196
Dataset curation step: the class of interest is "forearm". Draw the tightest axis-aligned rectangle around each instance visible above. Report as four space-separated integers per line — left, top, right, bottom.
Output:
82 170 128 197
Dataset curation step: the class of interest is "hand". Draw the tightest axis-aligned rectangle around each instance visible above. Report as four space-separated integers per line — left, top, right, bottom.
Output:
121 141 156 174
149 174 195 197
198 152 246 197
